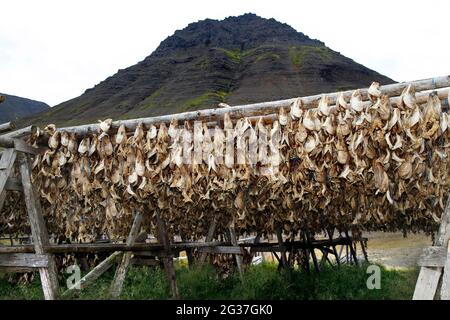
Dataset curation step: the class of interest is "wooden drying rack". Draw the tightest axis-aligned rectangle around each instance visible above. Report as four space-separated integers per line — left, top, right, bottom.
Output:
0 75 449 300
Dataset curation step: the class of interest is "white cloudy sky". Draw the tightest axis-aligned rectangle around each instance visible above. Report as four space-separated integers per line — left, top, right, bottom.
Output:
1 0 449 106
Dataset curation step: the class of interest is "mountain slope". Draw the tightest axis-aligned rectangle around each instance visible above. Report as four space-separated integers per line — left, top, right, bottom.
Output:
20 13 394 127
0 93 50 123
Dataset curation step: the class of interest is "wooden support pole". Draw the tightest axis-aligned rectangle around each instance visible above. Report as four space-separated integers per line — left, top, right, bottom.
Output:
0 241 230 254
0 253 48 268
199 217 217 264
276 228 289 270
155 210 180 299
228 225 243 279
109 211 144 299
414 195 450 300
305 231 320 272
440 242 450 300
63 251 122 295
0 122 16 134
19 154 60 300
182 236 195 268
37 76 448 139
327 228 340 266
345 231 358 265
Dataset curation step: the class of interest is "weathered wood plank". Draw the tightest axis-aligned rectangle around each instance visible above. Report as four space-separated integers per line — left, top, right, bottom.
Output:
55 76 450 136
440 243 450 300
198 246 243 255
0 241 230 254
155 210 180 299
0 253 48 268
0 148 15 169
19 154 60 300
14 139 47 155
414 195 450 300
63 251 122 295
0 190 6 213
0 149 16 194
229 225 243 278
276 228 289 270
413 267 442 300
418 246 447 267
0 266 36 273
0 122 16 134
199 217 217 264
110 211 144 299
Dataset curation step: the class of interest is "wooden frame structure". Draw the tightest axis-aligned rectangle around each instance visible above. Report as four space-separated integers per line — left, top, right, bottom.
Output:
413 196 450 300
0 75 449 300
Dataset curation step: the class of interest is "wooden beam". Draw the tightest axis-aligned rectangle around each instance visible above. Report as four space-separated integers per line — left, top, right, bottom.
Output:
198 246 243 255
0 125 37 139
155 210 180 299
276 228 289 270
418 246 447 267
440 242 450 300
63 251 122 295
414 195 450 300
0 253 48 268
0 241 230 254
0 122 16 134
228 225 243 278
13 139 47 155
0 266 36 273
0 190 6 213
0 149 17 194
199 217 217 264
54 76 450 136
110 211 144 299
19 154 60 300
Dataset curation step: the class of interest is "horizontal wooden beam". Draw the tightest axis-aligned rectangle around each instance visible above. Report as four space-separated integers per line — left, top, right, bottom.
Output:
0 237 365 254
0 125 37 140
198 246 243 255
0 266 36 273
55 75 450 136
418 246 448 267
0 253 48 268
0 122 16 134
0 241 230 254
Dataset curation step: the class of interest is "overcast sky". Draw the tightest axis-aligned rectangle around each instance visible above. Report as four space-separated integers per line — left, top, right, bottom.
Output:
1 0 449 106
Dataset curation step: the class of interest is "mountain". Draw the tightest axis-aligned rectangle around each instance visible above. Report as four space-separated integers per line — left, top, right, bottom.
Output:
19 13 394 127
0 93 50 123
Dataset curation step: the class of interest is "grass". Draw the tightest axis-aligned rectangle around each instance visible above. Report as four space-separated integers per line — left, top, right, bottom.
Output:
288 45 333 68
0 262 418 300
214 46 279 64
181 90 229 111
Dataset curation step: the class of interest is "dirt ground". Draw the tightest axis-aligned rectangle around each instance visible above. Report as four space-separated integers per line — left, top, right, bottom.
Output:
364 232 431 269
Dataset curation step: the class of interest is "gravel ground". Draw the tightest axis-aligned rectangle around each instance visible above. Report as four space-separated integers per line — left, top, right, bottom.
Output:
364 232 431 269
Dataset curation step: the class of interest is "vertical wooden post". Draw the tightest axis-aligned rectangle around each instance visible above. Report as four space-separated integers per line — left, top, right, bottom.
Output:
109 211 144 298
155 210 180 299
19 153 60 300
414 195 450 300
276 227 289 270
345 231 358 265
327 228 340 266
440 242 450 300
228 224 243 278
305 231 319 272
199 217 217 264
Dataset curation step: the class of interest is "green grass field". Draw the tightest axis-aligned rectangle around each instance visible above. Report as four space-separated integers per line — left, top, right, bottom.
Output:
0 263 418 300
